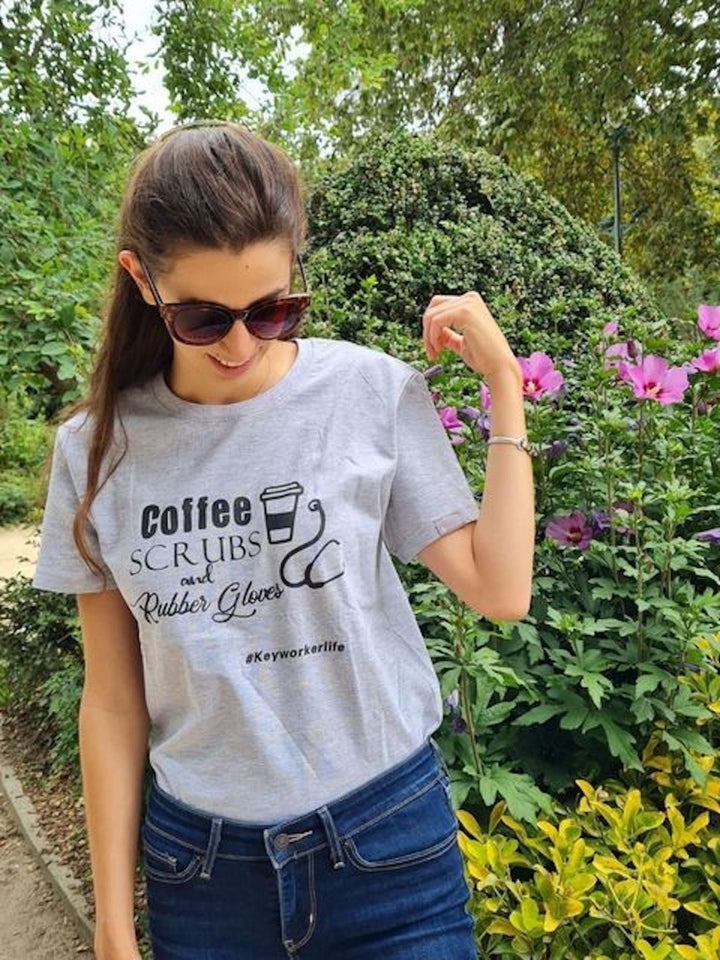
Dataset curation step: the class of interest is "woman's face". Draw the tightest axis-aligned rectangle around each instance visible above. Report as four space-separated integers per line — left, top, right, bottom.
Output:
121 239 297 404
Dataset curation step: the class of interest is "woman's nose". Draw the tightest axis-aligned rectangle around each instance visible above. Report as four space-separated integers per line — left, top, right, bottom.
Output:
220 317 257 354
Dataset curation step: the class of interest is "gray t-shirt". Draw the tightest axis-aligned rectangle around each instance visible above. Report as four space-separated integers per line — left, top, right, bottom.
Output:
34 337 478 822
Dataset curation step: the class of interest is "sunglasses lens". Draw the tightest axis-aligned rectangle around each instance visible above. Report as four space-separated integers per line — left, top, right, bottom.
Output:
173 306 232 345
246 300 307 340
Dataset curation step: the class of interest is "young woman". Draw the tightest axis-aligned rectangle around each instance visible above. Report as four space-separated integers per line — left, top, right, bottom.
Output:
34 122 535 960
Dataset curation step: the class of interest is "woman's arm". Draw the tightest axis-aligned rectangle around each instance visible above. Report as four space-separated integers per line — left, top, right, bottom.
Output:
418 292 536 621
77 589 149 960
419 365 534 620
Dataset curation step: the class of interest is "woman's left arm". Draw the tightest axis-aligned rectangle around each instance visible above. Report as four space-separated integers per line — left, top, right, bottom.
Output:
417 291 535 621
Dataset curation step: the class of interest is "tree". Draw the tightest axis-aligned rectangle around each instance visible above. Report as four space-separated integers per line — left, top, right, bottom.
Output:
0 0 134 125
0 1 146 410
151 0 720 289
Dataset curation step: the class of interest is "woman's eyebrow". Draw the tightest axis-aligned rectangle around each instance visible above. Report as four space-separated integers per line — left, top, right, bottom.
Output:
180 287 286 307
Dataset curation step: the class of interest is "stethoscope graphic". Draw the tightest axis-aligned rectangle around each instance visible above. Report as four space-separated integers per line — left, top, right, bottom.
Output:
279 499 345 589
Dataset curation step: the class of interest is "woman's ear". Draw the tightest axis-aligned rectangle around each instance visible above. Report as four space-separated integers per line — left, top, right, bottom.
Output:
118 250 156 306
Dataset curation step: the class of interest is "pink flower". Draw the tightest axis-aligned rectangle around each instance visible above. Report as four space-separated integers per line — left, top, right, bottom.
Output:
545 512 594 550
604 339 642 371
618 355 689 405
437 406 465 445
603 321 619 337
480 383 492 410
698 305 720 341
691 347 720 373
516 352 565 401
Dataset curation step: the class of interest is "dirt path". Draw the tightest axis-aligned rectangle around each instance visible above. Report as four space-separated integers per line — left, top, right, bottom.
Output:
0 789 89 958
0 525 38 580
0 525 91 957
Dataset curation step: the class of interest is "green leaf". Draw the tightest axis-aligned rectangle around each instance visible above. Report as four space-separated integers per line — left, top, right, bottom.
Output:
514 703 565 726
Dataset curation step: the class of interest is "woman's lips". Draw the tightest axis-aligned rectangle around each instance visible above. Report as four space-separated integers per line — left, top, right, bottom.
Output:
207 353 255 378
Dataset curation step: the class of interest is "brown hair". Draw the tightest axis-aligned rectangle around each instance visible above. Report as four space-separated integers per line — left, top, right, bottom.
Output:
71 122 308 578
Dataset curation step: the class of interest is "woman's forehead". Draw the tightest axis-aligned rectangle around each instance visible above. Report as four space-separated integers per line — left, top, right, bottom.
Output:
160 241 293 304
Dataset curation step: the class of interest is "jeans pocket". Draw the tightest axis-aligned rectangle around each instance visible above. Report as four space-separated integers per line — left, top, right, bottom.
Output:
142 819 203 885
342 777 459 872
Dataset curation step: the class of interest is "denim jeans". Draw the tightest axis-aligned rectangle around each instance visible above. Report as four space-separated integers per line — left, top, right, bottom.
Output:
141 739 477 959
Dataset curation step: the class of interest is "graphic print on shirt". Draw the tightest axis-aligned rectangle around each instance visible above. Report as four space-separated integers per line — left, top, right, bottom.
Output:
127 480 345 636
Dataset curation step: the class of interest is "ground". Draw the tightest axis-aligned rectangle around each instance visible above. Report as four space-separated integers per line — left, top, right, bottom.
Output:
0 786 89 958
0 525 91 957
0 525 152 957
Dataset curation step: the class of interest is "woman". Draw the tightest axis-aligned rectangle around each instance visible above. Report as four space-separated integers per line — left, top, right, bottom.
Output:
34 122 535 960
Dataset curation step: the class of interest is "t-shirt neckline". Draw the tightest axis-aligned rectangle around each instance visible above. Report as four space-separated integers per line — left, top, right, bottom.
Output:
150 337 312 419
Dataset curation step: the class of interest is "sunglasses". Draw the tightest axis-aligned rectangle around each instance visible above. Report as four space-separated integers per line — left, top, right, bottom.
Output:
139 254 311 345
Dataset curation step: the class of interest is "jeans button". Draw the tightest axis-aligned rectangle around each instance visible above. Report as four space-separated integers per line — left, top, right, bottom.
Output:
275 833 290 849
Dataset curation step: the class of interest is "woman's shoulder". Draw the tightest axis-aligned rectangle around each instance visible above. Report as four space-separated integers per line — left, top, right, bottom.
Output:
305 337 420 397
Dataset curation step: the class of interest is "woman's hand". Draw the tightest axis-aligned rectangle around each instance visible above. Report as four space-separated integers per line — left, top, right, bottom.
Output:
422 291 520 383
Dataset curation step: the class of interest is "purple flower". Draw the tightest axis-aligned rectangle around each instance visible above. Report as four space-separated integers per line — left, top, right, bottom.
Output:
480 382 492 410
543 440 569 459
695 528 720 543
438 406 465 445
618 355 689 405
517 352 565 401
592 502 635 537
423 364 443 381
603 321 620 337
691 348 720 374
545 512 595 550
459 405 482 422
458 405 491 436
698 305 720 341
444 689 467 732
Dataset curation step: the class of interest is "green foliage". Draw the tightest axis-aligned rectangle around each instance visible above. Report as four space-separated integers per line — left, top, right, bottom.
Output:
0 392 53 523
42 658 83 774
153 0 720 293
0 0 133 126
305 130 662 359
0 572 82 769
456 742 720 959
304 132 720 820
0 113 143 413
0 476 34 525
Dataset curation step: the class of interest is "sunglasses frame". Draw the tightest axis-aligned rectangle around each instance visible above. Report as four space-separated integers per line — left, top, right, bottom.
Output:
138 253 311 345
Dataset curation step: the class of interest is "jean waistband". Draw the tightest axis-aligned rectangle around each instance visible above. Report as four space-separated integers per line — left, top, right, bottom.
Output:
145 738 448 870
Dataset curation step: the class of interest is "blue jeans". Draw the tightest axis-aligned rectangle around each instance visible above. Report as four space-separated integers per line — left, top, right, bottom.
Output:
142 739 477 958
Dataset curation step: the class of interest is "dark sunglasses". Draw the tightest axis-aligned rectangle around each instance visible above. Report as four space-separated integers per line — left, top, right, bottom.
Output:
139 254 311 345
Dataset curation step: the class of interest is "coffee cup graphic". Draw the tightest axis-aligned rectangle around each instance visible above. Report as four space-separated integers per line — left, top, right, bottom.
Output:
260 482 304 544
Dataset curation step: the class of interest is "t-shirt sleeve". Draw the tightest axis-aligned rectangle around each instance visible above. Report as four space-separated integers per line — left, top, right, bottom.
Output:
382 371 479 563
33 427 117 594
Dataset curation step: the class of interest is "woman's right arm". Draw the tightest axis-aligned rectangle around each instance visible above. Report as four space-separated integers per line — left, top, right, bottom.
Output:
77 589 149 960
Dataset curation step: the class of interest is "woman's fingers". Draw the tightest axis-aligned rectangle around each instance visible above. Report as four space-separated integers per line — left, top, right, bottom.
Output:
422 296 469 360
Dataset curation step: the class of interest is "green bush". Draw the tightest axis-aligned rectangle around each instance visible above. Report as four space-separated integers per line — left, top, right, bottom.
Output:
305 130 664 357
0 391 53 523
0 114 142 415
305 131 720 821
0 572 81 766
42 657 83 774
457 736 720 959
0 475 32 525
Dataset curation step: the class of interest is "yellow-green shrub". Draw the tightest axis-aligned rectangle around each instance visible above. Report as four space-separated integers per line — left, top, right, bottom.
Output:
457 742 720 959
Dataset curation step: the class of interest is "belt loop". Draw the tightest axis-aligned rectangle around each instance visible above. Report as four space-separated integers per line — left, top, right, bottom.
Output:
317 805 345 870
200 817 223 880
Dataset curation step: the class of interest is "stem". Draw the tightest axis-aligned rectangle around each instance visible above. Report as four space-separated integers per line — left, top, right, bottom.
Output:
455 598 484 786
